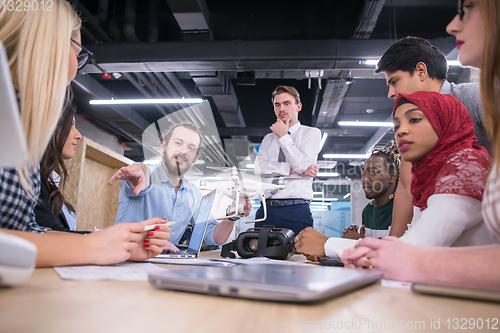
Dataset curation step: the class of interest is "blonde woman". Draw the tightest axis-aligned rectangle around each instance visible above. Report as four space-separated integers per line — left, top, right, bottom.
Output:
341 0 500 290
0 1 171 267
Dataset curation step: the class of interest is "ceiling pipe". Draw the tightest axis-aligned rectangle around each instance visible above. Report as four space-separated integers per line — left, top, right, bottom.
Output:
75 1 113 43
154 73 182 98
316 71 351 128
108 21 125 42
88 38 454 63
134 72 174 115
144 72 172 97
351 0 392 153
148 0 160 43
122 73 168 116
354 0 386 39
164 72 190 97
97 0 110 22
124 0 141 43
80 26 98 43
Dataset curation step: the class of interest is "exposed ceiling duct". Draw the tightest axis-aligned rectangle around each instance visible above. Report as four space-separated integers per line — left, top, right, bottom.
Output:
71 0 464 174
81 38 456 75
315 0 386 131
165 0 212 41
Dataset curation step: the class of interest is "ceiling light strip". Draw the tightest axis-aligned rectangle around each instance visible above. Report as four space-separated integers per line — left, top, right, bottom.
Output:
362 59 462 66
322 153 370 159
320 133 328 150
89 98 205 105
338 121 393 127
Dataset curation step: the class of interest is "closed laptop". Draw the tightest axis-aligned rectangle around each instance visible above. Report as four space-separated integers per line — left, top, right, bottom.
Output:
149 263 382 302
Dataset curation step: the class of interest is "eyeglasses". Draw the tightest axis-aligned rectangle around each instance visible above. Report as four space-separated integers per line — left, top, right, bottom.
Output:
70 39 107 75
71 39 92 70
457 0 465 20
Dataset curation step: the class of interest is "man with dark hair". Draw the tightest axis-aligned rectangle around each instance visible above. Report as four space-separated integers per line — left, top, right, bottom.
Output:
375 36 448 81
296 145 400 258
376 36 490 237
342 145 400 240
254 85 321 236
109 122 250 249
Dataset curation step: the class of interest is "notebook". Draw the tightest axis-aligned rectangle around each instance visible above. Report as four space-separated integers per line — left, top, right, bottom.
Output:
149 263 382 302
152 189 216 259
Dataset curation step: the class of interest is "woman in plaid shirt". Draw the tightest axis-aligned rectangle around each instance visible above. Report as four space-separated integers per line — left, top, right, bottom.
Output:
0 0 171 267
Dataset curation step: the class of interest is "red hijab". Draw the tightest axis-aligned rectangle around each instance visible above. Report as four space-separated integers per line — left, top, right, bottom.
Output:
393 91 490 210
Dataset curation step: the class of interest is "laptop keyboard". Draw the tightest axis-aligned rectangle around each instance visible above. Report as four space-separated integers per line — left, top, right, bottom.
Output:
159 250 195 258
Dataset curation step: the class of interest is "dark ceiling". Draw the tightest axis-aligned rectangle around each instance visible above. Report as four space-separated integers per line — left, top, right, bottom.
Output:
72 0 465 183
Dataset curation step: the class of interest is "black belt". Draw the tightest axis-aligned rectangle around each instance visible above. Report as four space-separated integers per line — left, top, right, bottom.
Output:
266 199 310 207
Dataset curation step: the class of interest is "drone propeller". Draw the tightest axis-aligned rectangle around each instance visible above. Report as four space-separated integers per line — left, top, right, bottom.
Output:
205 166 254 172
270 175 303 181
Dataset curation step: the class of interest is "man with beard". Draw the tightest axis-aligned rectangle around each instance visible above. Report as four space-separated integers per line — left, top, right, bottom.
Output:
110 122 248 248
295 145 399 259
342 144 399 240
254 85 321 236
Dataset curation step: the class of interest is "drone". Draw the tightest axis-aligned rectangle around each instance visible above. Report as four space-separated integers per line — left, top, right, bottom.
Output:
199 166 286 223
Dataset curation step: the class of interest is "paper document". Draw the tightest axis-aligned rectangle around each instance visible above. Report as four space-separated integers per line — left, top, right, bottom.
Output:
381 279 412 289
54 262 167 281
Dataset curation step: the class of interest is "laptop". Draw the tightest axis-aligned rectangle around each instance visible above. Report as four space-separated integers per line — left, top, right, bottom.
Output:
0 42 28 168
151 189 216 259
412 282 500 303
0 41 37 287
149 263 382 302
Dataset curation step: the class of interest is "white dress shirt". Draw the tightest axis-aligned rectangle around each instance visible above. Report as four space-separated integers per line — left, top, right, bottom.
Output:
254 122 321 200
324 194 497 258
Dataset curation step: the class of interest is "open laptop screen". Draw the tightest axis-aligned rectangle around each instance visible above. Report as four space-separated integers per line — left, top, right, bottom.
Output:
0 42 28 168
187 190 216 254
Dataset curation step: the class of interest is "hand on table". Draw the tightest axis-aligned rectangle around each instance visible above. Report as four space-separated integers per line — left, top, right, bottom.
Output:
341 225 365 240
294 227 328 258
305 255 319 262
162 241 181 254
85 218 171 264
340 236 426 282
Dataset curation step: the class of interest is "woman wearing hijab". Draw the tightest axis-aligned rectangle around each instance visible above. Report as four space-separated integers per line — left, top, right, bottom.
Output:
297 90 496 260
391 91 493 246
340 0 500 291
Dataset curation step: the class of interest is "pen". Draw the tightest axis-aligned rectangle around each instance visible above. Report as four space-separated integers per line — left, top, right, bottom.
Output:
144 221 176 231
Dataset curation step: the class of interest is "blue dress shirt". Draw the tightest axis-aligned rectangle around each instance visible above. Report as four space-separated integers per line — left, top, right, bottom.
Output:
114 164 217 245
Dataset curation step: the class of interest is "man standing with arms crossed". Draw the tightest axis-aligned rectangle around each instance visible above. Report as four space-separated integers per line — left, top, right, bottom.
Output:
254 85 321 236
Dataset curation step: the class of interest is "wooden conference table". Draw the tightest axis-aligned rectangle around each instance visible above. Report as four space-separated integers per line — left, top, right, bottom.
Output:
1 251 499 333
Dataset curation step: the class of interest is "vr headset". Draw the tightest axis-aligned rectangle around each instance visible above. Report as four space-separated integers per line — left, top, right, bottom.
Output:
221 225 295 260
